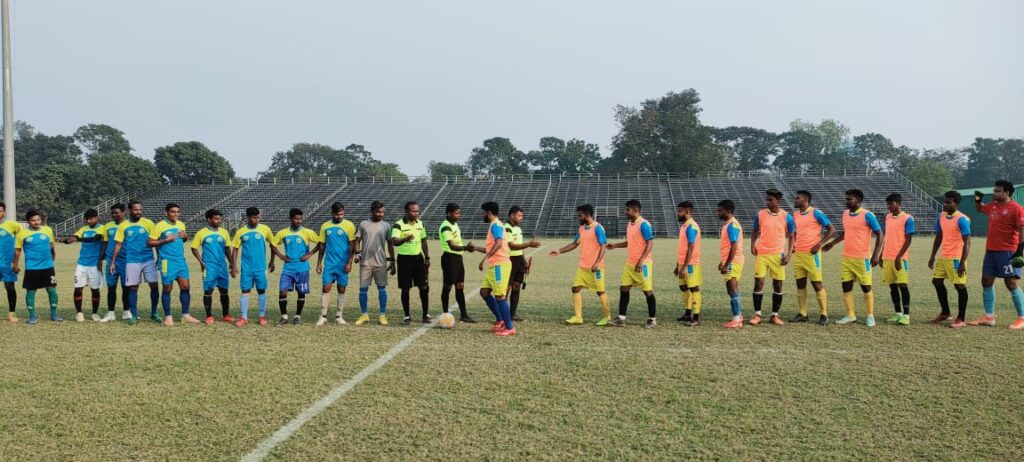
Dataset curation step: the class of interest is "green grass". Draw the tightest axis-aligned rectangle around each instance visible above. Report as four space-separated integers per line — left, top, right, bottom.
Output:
2 237 1023 461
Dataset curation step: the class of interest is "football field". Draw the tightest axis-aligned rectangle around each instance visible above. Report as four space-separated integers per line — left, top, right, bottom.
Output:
2 238 1023 461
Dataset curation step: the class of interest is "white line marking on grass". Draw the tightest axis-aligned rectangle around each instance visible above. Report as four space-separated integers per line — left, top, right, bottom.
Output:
242 246 549 461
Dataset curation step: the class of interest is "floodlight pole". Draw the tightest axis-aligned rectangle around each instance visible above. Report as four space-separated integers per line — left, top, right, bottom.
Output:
1 0 14 219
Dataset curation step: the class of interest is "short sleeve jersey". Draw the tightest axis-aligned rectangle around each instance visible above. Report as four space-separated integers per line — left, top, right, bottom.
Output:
0 220 22 265
753 209 795 255
979 201 1024 251
841 208 881 259
102 221 126 265
274 226 319 273
574 222 607 270
505 223 524 257
114 217 156 264
626 217 654 265
232 224 275 273
485 219 510 266
391 219 426 256
356 220 391 267
792 207 831 253
439 220 463 255
191 226 232 271
720 218 745 265
935 211 972 258
149 220 188 264
882 212 916 260
74 223 106 266
319 219 356 269
677 219 701 265
16 225 55 270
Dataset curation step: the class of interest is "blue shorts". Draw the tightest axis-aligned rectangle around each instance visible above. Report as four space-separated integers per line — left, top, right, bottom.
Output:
203 267 230 291
0 264 17 283
160 260 190 285
280 271 310 294
105 261 126 287
239 269 268 293
321 268 349 287
983 251 1023 279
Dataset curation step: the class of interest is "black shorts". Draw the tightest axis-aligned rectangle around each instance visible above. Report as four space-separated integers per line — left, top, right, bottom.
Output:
510 256 527 284
397 254 427 289
23 268 57 290
441 252 465 285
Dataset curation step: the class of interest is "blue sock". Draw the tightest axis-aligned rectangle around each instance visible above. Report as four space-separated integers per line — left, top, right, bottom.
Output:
180 291 191 315
1012 287 1024 317
239 293 250 319
150 288 160 316
128 290 138 318
484 295 499 320
161 292 172 316
258 293 267 317
499 298 513 329
730 294 741 317
983 286 995 315
378 286 388 314
359 287 369 313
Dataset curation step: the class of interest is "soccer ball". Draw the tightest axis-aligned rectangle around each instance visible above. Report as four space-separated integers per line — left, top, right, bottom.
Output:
436 313 456 329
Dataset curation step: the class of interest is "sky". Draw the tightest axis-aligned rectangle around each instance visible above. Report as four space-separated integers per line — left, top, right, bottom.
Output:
9 0 1023 177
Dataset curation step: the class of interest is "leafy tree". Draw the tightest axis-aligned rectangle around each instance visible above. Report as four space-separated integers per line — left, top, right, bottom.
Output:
428 161 468 181
154 141 235 184
607 90 727 173
88 152 162 198
960 138 1024 187
74 124 132 156
710 126 778 171
851 133 898 171
261 142 406 179
467 137 528 176
773 130 825 171
527 137 601 174
898 150 956 196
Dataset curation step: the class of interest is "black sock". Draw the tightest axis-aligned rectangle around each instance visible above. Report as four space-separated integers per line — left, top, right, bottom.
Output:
933 280 950 315
121 287 129 312
5 283 16 312
955 286 968 321
279 297 288 315
91 289 101 314
645 293 656 318
419 287 429 317
899 285 910 315
204 290 214 317
296 294 305 315
74 290 83 313
771 293 782 314
107 288 117 312
441 285 451 314
455 289 467 318
753 292 764 313
692 313 700 322
219 289 230 316
889 285 902 313
401 289 411 317
510 289 521 317
618 291 630 316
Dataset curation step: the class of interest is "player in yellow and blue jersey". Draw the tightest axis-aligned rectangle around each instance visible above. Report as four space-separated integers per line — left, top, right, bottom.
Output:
148 203 197 326
231 207 276 326
316 202 356 326
62 208 106 322
111 200 160 325
191 209 235 325
13 210 58 324
99 204 128 322
271 208 320 325
0 201 22 323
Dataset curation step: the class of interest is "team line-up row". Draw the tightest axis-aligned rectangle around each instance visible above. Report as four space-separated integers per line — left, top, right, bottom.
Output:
2 179 1023 335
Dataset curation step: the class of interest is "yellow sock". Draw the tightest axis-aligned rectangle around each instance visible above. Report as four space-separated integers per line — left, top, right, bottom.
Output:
864 291 874 316
573 292 583 319
843 291 855 318
816 289 828 316
691 291 702 314
797 288 808 316
598 293 610 319
680 290 691 312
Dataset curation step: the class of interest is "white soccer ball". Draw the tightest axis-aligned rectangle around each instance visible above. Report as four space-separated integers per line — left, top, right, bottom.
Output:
436 312 456 329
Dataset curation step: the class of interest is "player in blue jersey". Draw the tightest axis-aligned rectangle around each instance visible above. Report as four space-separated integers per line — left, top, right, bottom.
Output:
0 201 22 323
271 208 319 325
191 209 235 325
316 202 356 326
231 207 276 327
62 209 106 322
13 210 59 324
99 204 129 322
148 203 197 326
111 200 161 325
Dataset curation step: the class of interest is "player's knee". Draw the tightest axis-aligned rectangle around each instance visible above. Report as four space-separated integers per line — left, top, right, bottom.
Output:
218 287 228 295
1005 279 1018 290
256 289 266 295
954 284 967 291
860 285 872 293
678 285 687 292
297 293 306 299
932 278 944 287
204 289 214 296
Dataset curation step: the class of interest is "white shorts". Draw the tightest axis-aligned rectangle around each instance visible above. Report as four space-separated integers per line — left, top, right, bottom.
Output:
125 261 159 286
74 265 104 289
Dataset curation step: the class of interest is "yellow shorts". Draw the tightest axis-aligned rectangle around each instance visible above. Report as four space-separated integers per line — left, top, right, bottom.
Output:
792 252 824 282
881 259 910 285
933 258 967 285
620 263 653 291
572 267 607 292
754 254 786 281
677 264 702 288
720 262 744 282
840 256 873 286
481 262 512 297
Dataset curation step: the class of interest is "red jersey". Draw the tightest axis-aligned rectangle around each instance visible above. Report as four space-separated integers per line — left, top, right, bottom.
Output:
979 201 1024 251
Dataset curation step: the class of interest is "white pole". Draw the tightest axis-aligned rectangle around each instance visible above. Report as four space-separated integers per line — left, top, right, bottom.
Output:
1 0 14 220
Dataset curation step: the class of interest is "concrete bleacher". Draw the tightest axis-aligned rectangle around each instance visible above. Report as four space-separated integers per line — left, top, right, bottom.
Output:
54 172 941 239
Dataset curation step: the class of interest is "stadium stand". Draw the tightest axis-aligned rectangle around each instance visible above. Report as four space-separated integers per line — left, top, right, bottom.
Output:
53 171 941 238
